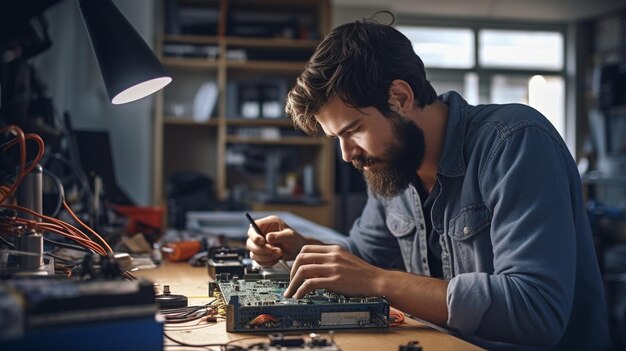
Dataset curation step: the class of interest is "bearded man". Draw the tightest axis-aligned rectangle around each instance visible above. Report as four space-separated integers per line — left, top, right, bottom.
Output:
245 16 610 351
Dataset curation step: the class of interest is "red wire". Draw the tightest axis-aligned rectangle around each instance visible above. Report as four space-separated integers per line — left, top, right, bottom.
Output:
389 307 406 327
0 125 28 203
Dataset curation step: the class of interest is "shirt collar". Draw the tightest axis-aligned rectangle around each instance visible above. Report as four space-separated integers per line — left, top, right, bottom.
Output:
436 91 469 178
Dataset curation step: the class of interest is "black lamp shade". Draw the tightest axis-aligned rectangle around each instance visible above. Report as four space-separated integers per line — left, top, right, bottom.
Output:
78 0 171 104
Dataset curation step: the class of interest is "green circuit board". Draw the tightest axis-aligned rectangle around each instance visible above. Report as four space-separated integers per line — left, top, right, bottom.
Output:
214 275 389 332
218 278 386 306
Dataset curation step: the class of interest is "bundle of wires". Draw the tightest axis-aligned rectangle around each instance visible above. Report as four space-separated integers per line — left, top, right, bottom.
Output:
161 299 254 350
160 299 224 324
0 125 116 271
248 314 279 328
164 334 267 351
389 307 406 327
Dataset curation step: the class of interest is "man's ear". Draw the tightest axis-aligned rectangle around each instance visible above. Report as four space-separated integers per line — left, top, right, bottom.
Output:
388 80 415 115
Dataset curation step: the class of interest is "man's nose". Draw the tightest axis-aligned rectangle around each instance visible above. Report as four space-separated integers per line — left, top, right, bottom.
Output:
339 137 357 163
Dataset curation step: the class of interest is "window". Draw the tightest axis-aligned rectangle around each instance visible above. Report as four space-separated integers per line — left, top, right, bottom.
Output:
397 26 474 68
479 30 564 70
528 75 565 136
397 23 567 140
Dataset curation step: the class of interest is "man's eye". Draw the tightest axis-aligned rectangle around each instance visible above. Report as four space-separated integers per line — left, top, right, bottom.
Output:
349 126 361 134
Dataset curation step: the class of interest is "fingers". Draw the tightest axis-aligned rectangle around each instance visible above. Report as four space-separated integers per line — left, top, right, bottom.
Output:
245 216 280 253
246 236 280 267
246 233 269 252
284 264 339 299
265 229 295 247
245 215 315 271
285 247 343 296
246 215 290 248
246 229 289 254
283 245 351 299
252 215 284 233
246 215 290 266
287 277 338 299
289 245 342 280
248 231 266 246
299 244 340 254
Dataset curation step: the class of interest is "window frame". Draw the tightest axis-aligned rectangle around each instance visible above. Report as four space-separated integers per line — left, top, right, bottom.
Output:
396 16 570 147
396 16 568 73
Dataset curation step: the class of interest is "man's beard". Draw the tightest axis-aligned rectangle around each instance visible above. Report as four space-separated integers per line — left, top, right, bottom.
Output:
352 112 425 199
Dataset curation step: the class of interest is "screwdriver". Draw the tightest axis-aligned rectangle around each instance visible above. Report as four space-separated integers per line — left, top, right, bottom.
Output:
245 212 291 272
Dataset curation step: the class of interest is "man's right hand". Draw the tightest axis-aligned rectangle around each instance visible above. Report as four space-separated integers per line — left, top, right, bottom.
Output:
245 215 309 267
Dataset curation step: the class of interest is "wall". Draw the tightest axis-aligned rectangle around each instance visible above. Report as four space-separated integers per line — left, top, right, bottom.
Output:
33 0 157 205
333 6 390 26
31 2 388 211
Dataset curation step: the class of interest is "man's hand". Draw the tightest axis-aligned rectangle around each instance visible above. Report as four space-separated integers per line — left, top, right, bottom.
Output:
283 244 450 327
283 245 385 299
245 215 309 267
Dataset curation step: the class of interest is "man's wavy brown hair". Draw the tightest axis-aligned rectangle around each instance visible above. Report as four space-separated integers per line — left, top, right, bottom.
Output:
286 16 437 135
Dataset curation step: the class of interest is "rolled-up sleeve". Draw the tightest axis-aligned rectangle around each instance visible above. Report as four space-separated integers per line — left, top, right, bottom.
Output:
446 123 576 348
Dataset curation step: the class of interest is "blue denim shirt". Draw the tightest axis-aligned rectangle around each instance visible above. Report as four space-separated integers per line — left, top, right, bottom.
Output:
341 91 610 350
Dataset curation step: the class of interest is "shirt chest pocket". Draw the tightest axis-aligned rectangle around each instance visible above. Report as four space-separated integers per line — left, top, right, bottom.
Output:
448 204 490 241
447 204 491 273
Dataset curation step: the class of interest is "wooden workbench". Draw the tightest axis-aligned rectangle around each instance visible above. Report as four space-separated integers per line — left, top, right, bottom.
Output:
135 261 483 351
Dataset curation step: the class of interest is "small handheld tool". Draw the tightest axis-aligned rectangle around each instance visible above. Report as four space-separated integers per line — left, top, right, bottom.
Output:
245 212 290 273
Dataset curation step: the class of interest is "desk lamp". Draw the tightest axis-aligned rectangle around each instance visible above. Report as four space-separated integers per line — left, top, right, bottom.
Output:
77 0 171 104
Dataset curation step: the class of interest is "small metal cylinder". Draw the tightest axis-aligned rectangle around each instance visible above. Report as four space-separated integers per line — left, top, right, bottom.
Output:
16 164 43 270
17 164 43 222
17 233 44 270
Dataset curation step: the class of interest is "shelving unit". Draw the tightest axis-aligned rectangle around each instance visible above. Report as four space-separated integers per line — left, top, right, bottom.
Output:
153 0 335 227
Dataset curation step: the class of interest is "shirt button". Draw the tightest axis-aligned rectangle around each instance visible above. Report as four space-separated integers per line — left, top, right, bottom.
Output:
463 226 470 235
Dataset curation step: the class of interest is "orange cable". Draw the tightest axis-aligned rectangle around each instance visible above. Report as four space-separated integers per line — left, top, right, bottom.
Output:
1 204 108 256
0 125 27 204
3 217 106 255
62 201 113 253
0 129 45 203
389 307 406 327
